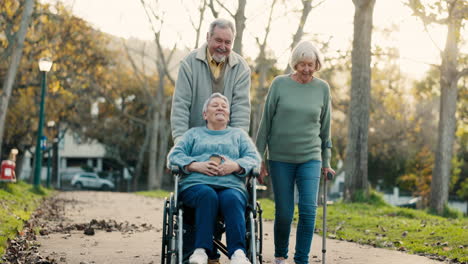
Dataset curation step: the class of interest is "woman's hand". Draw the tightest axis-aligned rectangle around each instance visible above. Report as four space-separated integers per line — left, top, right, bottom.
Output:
258 161 268 184
218 156 242 176
321 167 336 181
186 161 221 176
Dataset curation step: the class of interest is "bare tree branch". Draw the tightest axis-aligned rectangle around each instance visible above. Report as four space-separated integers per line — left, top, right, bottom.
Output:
208 0 219 18
311 0 326 9
91 81 148 125
215 0 235 17
457 67 468 80
121 40 154 101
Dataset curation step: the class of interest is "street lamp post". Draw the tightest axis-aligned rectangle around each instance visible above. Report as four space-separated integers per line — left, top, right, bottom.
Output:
46 120 56 188
33 57 53 188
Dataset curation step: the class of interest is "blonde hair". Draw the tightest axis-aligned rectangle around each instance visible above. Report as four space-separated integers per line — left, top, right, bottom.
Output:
289 41 324 72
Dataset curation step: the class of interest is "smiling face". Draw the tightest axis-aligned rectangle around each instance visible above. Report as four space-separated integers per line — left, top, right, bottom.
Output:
294 59 316 83
207 26 234 63
203 97 230 128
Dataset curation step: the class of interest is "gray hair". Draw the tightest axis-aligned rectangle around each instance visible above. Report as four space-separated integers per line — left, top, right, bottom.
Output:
208 18 236 37
202 93 230 114
289 41 324 72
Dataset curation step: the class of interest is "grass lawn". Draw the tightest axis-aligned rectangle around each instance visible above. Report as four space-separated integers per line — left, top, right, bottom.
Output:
139 189 467 262
259 198 468 263
0 181 53 256
137 189 171 199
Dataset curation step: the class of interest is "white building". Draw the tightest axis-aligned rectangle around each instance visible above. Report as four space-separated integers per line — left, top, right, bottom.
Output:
19 130 106 183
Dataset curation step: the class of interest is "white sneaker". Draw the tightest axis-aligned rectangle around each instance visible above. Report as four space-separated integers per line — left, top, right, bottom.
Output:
189 248 208 264
231 249 251 264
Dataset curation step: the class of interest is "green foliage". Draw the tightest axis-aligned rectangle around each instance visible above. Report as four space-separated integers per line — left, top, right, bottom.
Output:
456 178 468 201
0 181 53 256
348 189 388 206
397 146 434 206
427 204 463 219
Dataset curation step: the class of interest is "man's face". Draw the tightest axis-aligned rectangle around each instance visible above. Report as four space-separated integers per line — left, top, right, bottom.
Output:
207 26 234 63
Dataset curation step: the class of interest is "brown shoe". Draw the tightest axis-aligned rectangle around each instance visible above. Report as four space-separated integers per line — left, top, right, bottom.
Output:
208 259 221 264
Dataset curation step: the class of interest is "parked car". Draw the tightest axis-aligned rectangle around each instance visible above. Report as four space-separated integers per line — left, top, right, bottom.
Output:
71 172 115 191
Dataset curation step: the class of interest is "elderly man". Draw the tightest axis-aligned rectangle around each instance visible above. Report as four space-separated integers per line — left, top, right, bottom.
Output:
170 18 251 144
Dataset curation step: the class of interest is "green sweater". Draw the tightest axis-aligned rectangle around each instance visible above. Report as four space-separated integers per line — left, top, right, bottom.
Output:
255 75 332 167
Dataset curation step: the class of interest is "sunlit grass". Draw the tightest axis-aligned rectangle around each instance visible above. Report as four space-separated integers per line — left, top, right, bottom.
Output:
259 196 467 262
136 189 171 198
0 181 53 256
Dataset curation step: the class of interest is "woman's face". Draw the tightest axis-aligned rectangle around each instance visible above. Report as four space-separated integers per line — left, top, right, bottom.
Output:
203 97 230 125
295 59 315 81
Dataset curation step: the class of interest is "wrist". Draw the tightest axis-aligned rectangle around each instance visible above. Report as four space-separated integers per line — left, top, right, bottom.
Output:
186 162 196 172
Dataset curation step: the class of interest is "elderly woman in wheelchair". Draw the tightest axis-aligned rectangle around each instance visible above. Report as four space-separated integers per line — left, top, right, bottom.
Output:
167 93 261 264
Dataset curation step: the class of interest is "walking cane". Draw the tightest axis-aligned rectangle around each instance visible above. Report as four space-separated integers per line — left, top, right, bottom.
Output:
322 171 333 264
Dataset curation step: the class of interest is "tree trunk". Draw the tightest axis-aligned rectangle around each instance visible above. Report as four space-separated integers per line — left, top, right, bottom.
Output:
251 63 268 139
157 99 170 188
0 0 35 156
429 10 461 214
148 105 159 190
284 0 312 73
133 119 152 191
344 0 375 202
232 0 246 56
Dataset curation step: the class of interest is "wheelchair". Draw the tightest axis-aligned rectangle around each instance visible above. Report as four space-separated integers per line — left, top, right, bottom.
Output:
161 166 263 264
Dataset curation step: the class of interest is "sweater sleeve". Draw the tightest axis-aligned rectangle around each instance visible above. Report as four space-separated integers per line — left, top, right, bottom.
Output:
255 79 278 158
229 61 251 134
234 130 261 177
167 129 196 174
170 59 193 144
319 85 332 168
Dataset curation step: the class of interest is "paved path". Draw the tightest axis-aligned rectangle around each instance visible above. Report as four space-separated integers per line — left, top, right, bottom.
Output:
36 191 445 264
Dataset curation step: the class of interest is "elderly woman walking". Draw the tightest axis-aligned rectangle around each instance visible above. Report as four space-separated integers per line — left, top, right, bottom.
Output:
255 41 335 264
168 93 260 264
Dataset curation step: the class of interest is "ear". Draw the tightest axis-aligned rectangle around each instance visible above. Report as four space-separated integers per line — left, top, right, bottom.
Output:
206 32 210 42
203 112 208 120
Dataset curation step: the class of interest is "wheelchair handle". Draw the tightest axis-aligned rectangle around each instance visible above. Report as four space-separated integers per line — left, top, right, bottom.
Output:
171 165 181 175
252 167 260 178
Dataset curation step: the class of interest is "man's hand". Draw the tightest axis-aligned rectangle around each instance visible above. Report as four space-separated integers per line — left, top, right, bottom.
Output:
258 161 268 184
218 156 242 176
186 161 221 176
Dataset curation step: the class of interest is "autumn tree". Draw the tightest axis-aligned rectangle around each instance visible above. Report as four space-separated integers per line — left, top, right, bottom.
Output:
2 2 116 179
0 0 34 158
408 0 468 214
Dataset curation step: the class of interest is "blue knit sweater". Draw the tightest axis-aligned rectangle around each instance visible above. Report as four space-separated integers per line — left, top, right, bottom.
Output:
167 126 260 199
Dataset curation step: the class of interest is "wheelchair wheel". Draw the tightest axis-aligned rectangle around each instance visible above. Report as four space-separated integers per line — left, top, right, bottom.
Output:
246 201 263 264
161 198 171 264
162 193 180 264
256 201 263 263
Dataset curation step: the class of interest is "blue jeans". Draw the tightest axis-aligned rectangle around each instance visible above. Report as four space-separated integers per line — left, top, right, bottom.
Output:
179 184 247 258
269 159 321 264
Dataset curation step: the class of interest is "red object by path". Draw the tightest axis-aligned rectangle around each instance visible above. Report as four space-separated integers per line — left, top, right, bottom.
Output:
0 159 16 182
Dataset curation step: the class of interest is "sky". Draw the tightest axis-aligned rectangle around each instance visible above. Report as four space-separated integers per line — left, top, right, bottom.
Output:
53 0 457 79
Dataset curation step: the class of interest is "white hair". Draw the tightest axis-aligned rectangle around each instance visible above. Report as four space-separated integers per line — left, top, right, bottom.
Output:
289 41 324 72
202 93 230 114
208 18 236 37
